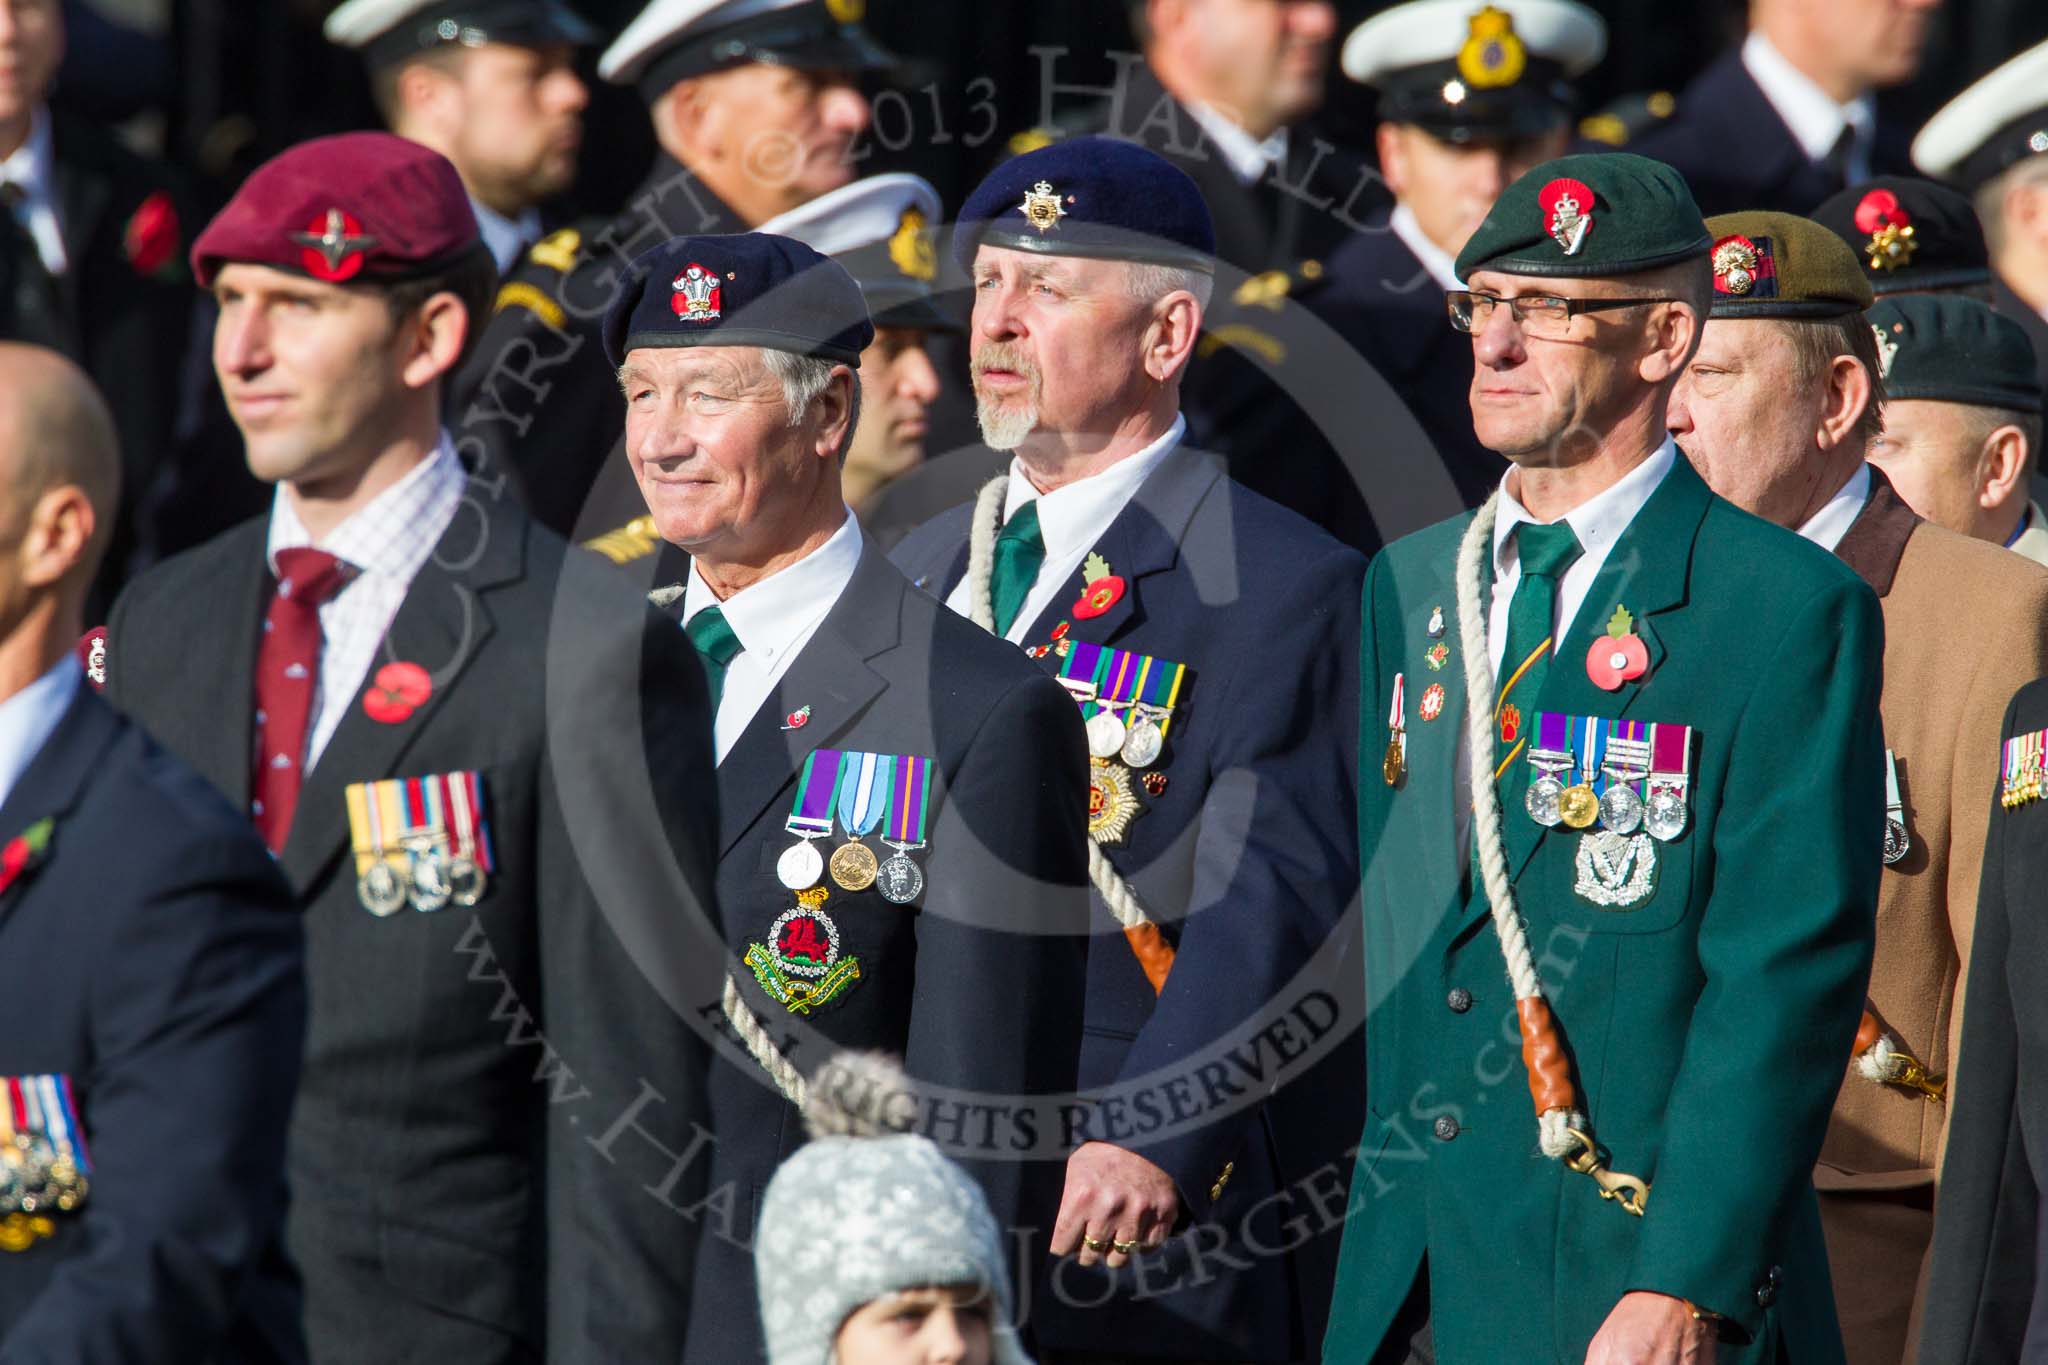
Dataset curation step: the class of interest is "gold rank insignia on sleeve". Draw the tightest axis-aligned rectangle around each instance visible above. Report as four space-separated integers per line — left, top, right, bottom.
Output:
528 228 581 273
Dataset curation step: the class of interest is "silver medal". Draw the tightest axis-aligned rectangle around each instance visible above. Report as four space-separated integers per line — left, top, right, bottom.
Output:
1525 774 1565 826
359 861 408 917
1599 782 1644 835
1883 818 1910 865
1644 785 1688 841
777 839 824 890
449 858 486 908
1086 710 1127 760
877 853 925 905
409 851 453 913
1120 719 1164 769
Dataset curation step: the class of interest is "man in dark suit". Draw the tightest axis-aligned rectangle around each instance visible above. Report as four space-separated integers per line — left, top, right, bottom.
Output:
101 133 721 1365
892 138 1367 1365
1581 0 1930 216
0 343 304 1363
597 231 1090 1362
0 0 193 613
1319 0 1605 512
451 0 902 539
1919 679 2048 1365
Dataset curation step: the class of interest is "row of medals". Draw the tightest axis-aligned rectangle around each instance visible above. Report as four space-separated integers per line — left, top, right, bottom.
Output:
1086 700 1167 769
359 844 488 916
0 1132 84 1251
1524 735 1687 841
777 834 924 905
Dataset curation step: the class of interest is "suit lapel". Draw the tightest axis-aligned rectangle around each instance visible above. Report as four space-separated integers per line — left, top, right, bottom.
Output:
277 496 523 892
715 545 900 857
193 536 274 811
1500 455 1711 886
1833 469 1916 598
0 690 118 930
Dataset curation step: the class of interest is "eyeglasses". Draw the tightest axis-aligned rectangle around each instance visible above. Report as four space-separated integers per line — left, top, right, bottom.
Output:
1445 290 1678 339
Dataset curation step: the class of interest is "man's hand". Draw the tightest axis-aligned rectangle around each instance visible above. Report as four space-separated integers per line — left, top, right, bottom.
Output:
1584 1291 1721 1365
1048 1141 1179 1268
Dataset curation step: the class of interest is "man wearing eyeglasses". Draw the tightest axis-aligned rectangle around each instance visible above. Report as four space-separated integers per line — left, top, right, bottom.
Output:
1323 153 1883 1365
1668 211 2048 1365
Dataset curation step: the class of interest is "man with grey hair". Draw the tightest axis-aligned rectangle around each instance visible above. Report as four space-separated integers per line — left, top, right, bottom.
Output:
893 138 1365 1364
600 232 1091 1364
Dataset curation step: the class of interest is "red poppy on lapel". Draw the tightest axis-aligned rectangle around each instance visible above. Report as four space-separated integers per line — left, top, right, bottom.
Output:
0 818 55 899
1073 576 1124 619
123 192 181 279
1586 606 1650 692
363 661 432 724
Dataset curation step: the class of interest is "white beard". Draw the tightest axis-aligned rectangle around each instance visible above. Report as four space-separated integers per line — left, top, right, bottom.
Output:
975 394 1039 451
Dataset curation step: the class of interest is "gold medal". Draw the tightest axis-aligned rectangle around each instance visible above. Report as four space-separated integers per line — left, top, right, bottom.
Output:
1383 737 1405 787
1559 783 1600 829
829 841 879 892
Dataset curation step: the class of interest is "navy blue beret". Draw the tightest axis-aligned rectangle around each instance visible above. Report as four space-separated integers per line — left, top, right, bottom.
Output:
952 136 1217 274
600 232 874 369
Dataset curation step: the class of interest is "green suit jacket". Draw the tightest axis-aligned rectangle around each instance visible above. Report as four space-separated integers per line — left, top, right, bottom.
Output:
1323 456 1884 1364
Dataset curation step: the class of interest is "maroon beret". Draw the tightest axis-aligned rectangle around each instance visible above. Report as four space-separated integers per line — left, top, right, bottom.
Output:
190 132 482 287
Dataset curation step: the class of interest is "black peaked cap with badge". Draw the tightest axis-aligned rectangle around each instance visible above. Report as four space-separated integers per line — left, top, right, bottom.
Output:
1704 211 1874 319
1868 294 2044 413
601 231 874 368
1455 151 1711 280
599 0 901 103
321 0 598 68
953 136 1217 274
1341 0 1607 142
1813 177 1991 296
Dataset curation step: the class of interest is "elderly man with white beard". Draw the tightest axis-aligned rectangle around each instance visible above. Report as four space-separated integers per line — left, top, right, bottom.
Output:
892 138 1367 1365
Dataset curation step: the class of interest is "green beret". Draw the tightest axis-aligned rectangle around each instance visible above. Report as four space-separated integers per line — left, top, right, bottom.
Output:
1868 294 2043 413
1454 152 1710 280
1703 211 1873 319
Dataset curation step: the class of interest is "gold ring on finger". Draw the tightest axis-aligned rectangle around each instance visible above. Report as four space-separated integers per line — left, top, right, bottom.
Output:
1080 1233 1110 1253
1112 1238 1141 1255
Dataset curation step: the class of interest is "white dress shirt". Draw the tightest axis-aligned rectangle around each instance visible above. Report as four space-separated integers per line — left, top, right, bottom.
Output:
1184 101 1288 187
1487 439 1678 672
943 415 1187 643
0 657 81 811
0 108 68 276
1389 203 1462 291
685 509 863 763
1793 462 1870 554
1742 32 1875 184
471 196 542 277
266 435 467 768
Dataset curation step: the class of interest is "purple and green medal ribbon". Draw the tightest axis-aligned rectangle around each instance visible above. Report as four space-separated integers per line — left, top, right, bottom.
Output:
1059 641 1115 718
787 748 844 837
1059 641 1187 731
887 755 932 848
1132 655 1187 737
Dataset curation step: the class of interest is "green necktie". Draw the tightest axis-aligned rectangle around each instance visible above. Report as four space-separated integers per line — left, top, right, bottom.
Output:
685 605 744 711
989 499 1047 637
1495 520 1584 789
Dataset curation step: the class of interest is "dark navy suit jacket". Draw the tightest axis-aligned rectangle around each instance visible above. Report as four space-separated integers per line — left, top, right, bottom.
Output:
1603 50 1913 218
893 450 1367 1361
0 686 305 1364
669 540 1091 1364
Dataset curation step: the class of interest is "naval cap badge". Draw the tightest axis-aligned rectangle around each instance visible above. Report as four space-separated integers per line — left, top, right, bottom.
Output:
1020 180 1069 235
1457 5 1528 90
1538 178 1594 256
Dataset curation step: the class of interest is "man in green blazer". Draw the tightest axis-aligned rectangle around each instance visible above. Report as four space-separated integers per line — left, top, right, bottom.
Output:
1323 154 1884 1365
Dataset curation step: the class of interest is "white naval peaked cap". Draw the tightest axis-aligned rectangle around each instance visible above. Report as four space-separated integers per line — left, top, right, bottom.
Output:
599 0 896 92
1343 0 1605 85
757 173 939 258
324 0 597 61
600 0 794 82
1912 37 2048 187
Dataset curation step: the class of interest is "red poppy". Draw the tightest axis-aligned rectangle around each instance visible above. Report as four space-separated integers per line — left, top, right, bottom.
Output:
0 818 54 898
363 661 433 724
1073 576 1125 619
1586 606 1650 691
1853 189 1907 234
123 192 180 278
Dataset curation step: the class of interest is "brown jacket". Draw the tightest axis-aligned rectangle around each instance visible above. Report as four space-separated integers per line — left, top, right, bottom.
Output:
1816 473 2048 1363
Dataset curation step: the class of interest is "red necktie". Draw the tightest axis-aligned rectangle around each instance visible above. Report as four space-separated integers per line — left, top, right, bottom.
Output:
252 547 353 853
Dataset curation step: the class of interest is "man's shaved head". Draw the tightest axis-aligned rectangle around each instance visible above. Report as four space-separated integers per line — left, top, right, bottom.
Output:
0 343 119 561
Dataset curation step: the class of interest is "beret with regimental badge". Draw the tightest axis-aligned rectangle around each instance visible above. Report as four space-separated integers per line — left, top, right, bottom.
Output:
600 231 873 368
599 0 899 101
189 132 483 288
1455 151 1710 280
952 136 1216 274
1812 177 1991 295
1703 211 1873 319
1867 295 2042 413
1913 36 2048 190
322 0 596 68
1342 0 1606 142
757 173 954 333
